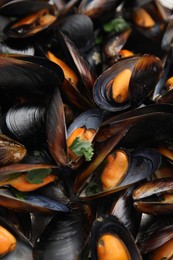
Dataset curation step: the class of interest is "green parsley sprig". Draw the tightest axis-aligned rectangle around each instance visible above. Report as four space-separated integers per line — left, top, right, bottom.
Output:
69 137 94 161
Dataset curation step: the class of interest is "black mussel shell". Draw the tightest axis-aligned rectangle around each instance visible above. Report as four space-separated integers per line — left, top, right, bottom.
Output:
1 103 46 146
0 0 52 17
46 87 68 166
4 7 57 39
109 186 142 238
133 177 173 215
93 55 163 112
76 148 161 200
59 14 94 52
0 134 27 166
96 104 173 147
123 0 153 9
0 188 70 214
0 215 33 259
0 55 64 98
33 203 93 260
90 214 142 259
103 28 132 61
67 108 103 139
136 217 173 255
57 31 96 104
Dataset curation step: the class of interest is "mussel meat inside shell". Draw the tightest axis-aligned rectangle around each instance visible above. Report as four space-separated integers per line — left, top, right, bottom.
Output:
93 55 163 112
90 214 142 260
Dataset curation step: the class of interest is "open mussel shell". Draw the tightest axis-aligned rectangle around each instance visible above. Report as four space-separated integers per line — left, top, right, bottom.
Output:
33 203 93 260
0 163 70 213
133 177 173 215
4 7 57 39
103 28 132 62
0 215 33 259
0 188 70 214
47 87 103 167
1 103 46 146
0 54 64 99
93 55 163 112
0 134 27 166
75 147 161 200
123 0 167 41
90 214 142 260
0 163 57 182
67 108 103 139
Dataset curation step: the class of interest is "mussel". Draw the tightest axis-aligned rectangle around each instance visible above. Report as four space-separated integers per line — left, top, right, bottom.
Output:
93 55 163 112
133 177 173 215
90 214 142 259
0 215 33 259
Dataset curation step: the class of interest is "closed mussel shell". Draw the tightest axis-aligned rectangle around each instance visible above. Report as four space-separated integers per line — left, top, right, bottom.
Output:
33 203 93 260
59 14 94 52
93 55 162 112
90 214 142 260
1 103 46 146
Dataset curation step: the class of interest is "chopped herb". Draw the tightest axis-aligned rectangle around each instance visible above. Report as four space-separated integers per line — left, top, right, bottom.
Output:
103 16 130 33
85 181 101 196
26 168 52 184
10 187 27 200
69 137 94 161
7 172 22 181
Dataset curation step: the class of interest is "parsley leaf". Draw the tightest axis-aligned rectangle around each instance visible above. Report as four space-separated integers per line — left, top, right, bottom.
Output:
26 168 52 184
103 16 130 33
10 187 27 200
69 137 94 161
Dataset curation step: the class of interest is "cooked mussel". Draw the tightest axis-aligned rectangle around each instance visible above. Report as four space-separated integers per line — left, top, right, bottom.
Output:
123 0 168 41
133 177 173 215
0 163 58 191
73 137 161 199
0 215 33 259
93 55 163 112
47 51 92 111
46 86 103 168
4 8 57 39
90 214 142 260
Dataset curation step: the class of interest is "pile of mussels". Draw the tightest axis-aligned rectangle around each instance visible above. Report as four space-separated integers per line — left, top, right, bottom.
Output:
0 0 173 259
